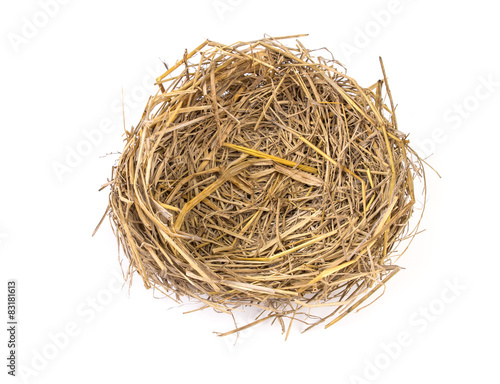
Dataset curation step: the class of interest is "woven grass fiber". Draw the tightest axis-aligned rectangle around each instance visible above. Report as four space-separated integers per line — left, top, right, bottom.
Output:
98 34 425 336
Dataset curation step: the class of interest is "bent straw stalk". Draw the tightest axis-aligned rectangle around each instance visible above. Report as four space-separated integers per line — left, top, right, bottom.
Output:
98 35 425 336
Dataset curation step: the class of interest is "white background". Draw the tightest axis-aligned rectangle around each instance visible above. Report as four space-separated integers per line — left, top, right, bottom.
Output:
1 0 499 383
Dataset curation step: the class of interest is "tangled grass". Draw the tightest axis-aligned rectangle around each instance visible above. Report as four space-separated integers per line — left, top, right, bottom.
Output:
97 35 425 337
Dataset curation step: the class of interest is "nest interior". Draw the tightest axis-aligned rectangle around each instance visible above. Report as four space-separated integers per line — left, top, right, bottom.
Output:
101 35 424 335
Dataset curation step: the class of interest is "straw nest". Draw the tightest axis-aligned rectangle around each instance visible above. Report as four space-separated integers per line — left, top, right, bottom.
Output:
100 35 425 336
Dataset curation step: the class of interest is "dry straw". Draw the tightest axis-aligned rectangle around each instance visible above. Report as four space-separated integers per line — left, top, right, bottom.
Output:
96 34 425 337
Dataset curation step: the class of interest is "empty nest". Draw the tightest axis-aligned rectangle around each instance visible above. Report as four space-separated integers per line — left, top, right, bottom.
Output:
99 35 425 336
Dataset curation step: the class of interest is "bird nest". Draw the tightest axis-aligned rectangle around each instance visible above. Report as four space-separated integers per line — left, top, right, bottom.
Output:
99 35 425 336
